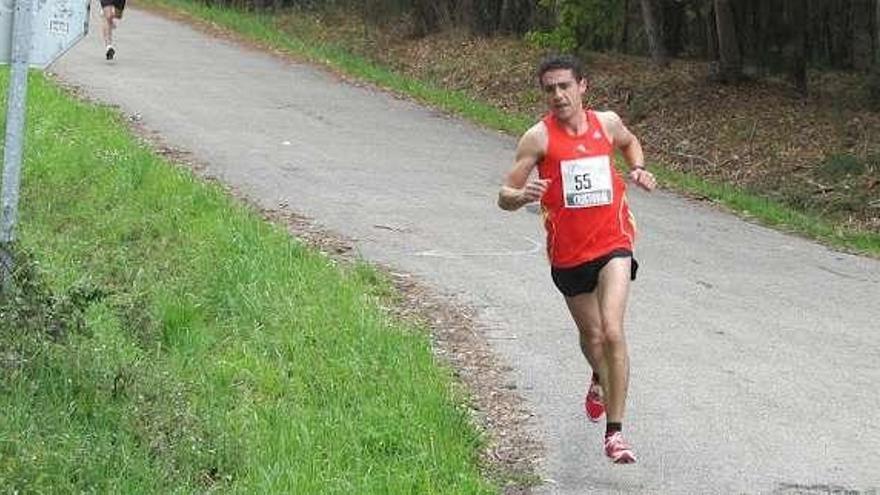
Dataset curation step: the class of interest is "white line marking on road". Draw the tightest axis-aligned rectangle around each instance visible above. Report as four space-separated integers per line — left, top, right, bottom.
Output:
412 237 542 259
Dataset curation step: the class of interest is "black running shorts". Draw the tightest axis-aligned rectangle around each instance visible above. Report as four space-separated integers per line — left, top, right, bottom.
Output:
551 249 638 297
100 0 125 12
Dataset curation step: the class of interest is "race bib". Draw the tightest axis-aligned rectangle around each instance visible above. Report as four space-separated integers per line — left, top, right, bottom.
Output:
561 155 613 208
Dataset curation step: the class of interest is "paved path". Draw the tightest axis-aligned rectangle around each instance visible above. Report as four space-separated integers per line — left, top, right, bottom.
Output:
52 9 880 494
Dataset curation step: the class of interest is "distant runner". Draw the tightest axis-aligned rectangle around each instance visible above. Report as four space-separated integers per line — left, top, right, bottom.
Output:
497 54 656 464
99 0 126 60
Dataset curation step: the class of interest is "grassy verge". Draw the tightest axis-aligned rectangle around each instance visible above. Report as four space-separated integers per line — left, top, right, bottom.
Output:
143 0 880 256
0 72 494 493
652 168 880 254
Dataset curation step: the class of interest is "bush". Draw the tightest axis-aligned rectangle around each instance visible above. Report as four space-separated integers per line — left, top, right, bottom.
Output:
0 246 100 343
816 153 866 182
532 0 627 52
524 26 577 52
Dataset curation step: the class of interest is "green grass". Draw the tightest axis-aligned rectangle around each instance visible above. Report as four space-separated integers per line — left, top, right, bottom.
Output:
0 72 494 493
651 167 880 253
145 0 880 256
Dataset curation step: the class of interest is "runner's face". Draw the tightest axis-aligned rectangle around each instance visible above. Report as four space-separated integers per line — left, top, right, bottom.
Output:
540 69 586 120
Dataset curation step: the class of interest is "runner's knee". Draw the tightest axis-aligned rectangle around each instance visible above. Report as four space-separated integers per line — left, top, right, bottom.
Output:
600 324 625 347
577 321 605 345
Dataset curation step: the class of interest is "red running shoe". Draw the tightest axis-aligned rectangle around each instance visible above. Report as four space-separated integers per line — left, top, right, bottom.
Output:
584 377 605 423
604 432 636 464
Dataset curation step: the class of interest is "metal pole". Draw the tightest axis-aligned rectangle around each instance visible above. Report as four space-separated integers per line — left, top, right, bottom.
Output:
0 0 32 290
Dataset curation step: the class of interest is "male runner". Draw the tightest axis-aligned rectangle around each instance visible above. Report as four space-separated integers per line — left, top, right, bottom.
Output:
100 0 126 60
497 54 655 464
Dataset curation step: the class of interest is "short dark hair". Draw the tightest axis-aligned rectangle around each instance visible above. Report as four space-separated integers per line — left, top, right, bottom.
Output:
537 54 585 82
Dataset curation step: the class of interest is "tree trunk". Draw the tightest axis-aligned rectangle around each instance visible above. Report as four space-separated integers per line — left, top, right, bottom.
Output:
705 1 718 62
714 0 742 82
853 0 873 70
788 0 808 94
499 0 533 34
876 0 880 64
755 0 773 73
640 0 668 66
412 0 450 37
621 0 630 52
870 0 880 109
499 0 515 33
467 0 497 35
662 0 685 57
829 1 851 68
456 0 474 30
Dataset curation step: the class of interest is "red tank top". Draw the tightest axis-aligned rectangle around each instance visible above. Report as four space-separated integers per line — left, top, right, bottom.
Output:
538 110 636 268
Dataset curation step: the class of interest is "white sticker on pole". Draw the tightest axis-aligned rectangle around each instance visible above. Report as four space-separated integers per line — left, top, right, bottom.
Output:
0 0 89 69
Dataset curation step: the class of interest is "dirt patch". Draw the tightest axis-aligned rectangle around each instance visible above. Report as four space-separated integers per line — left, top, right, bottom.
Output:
385 272 542 493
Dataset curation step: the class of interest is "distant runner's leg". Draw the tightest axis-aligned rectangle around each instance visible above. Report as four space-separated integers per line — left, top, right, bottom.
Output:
102 5 116 59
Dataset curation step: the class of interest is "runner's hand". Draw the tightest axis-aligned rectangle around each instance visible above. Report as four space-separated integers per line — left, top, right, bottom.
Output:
629 168 656 192
521 179 550 204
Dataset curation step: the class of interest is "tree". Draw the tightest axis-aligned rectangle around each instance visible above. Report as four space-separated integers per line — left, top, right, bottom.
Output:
714 0 742 82
870 0 880 108
412 0 450 37
704 0 718 61
876 0 880 65
640 0 669 66
788 0 807 94
621 0 631 51
852 0 874 71
499 0 536 34
661 0 687 57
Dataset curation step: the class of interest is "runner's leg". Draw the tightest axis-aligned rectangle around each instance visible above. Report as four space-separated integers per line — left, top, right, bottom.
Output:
101 5 115 47
566 291 608 421
594 256 632 423
565 291 608 392
566 293 605 374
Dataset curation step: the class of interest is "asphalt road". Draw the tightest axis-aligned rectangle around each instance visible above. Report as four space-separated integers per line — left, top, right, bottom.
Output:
52 8 880 494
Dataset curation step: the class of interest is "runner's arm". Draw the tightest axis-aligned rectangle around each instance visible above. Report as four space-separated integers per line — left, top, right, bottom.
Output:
498 125 548 211
600 111 656 192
